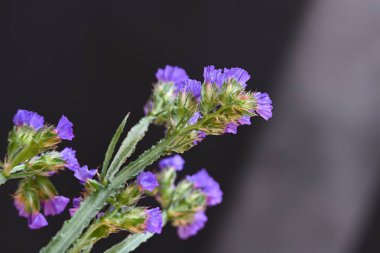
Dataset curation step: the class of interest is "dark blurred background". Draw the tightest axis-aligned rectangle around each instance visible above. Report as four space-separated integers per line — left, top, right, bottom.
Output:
1 0 380 252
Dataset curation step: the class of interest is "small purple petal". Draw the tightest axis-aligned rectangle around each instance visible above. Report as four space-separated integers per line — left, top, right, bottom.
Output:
182 79 202 99
69 197 82 216
238 116 251 125
203 65 225 88
224 67 250 88
253 92 273 120
13 109 44 130
60 148 80 171
155 65 188 90
28 213 48 230
224 122 238 134
194 131 207 145
43 196 70 216
137 172 159 192
56 115 74 140
188 112 201 125
177 211 208 239
145 207 163 234
14 198 28 218
74 165 97 183
187 169 223 206
158 154 185 171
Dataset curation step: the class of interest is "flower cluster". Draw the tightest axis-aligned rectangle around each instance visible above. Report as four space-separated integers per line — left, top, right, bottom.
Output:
154 155 223 239
5 110 97 229
145 65 273 153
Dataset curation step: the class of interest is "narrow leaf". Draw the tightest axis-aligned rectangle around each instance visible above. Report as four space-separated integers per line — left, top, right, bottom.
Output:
104 233 154 253
100 114 130 180
104 116 152 181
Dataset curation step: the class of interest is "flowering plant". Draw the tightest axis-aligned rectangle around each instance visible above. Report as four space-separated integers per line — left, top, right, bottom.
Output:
0 65 272 252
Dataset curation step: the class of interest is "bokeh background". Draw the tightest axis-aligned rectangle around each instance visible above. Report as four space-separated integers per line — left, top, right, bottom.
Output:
1 0 380 252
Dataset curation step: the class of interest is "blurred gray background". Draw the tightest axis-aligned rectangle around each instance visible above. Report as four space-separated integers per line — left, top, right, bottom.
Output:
213 0 380 252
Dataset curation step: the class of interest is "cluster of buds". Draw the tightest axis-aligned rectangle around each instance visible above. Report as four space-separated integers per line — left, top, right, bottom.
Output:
1 109 98 229
153 155 223 239
68 172 164 251
145 65 273 153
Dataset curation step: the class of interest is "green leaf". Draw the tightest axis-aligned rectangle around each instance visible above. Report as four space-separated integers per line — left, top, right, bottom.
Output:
101 114 130 180
104 116 153 182
104 233 154 253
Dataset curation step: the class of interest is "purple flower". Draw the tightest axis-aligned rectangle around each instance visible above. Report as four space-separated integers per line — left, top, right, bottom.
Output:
224 122 238 134
253 92 273 120
14 198 28 218
182 79 202 99
56 115 74 140
203 65 225 88
188 112 201 125
13 109 45 130
43 196 70 216
137 172 159 192
194 131 206 145
28 213 48 230
69 197 82 216
145 207 163 234
224 68 250 88
187 169 223 206
177 211 208 239
159 154 185 171
155 65 188 89
60 148 80 171
238 116 251 125
74 165 97 183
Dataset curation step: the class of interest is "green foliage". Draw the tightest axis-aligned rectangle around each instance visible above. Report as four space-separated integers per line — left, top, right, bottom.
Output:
104 116 153 182
101 114 129 180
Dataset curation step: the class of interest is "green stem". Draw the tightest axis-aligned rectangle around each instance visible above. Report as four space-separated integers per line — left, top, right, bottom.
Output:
40 137 172 253
0 171 7 186
68 222 104 253
104 233 154 253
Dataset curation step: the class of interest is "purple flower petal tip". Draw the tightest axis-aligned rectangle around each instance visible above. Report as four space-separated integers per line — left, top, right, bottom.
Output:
14 198 28 218
137 172 159 192
159 154 185 171
60 147 80 171
155 65 188 89
13 109 45 130
194 131 207 145
74 166 97 183
224 122 238 134
145 207 163 234
224 67 250 88
28 213 48 230
203 65 225 88
182 79 202 99
56 115 74 140
187 169 223 206
188 111 201 125
238 116 251 126
177 211 208 239
254 92 273 120
43 196 70 216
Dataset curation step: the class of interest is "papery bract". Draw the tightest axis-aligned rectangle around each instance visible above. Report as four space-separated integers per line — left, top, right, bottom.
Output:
177 211 208 239
137 172 159 192
56 115 74 140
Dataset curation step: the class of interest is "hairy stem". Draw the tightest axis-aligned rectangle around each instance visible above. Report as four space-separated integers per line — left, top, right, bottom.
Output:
67 221 104 253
